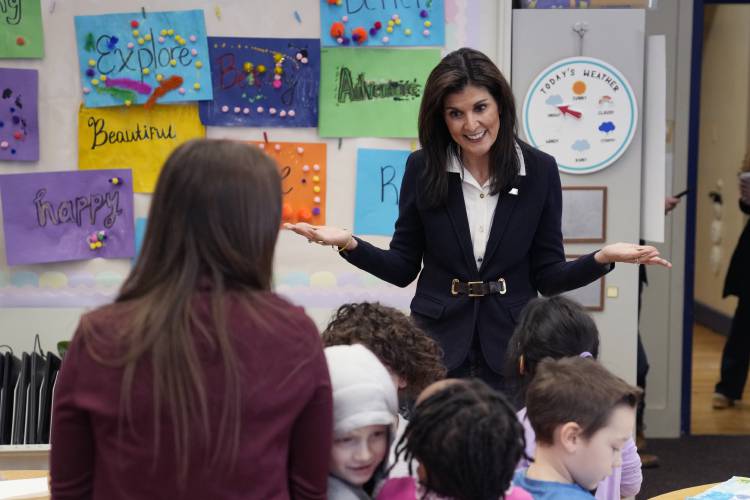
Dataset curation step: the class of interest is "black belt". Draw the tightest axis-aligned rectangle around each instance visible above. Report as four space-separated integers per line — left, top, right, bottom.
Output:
451 278 507 297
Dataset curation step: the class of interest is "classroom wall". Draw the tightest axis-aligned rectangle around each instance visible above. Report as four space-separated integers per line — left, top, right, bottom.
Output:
693 4 750 317
0 0 513 353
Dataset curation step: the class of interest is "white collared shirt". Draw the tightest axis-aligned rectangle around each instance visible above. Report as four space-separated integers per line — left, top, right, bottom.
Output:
446 143 527 269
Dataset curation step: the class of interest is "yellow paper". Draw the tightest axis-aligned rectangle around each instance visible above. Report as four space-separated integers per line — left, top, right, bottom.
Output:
78 104 205 193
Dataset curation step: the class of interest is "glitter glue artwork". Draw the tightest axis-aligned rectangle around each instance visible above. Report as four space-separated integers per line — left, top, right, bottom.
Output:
0 67 39 162
248 141 327 225
199 37 320 128
74 10 212 108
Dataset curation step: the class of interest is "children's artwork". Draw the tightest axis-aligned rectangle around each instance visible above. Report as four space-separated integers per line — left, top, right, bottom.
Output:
0 68 38 161
320 0 445 47
686 476 750 499
319 48 440 137
354 148 410 236
133 217 147 262
78 103 205 193
0 169 135 265
199 37 320 128
247 141 327 225
0 0 44 58
74 10 212 108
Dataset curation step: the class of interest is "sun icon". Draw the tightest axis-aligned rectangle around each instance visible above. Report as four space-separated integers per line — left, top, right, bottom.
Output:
572 80 587 95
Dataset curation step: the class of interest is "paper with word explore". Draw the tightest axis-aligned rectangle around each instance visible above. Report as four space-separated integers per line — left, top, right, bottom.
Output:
0 169 135 265
318 48 440 138
74 9 212 108
78 103 205 193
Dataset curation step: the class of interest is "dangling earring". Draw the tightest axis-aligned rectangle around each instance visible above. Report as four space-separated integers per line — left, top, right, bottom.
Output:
518 355 525 375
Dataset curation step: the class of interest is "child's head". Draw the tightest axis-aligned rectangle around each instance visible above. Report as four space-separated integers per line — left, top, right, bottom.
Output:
324 344 399 488
505 296 600 397
322 302 447 399
526 357 642 491
397 378 526 500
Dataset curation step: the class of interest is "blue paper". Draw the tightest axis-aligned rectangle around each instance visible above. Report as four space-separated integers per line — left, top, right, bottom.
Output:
199 37 320 128
74 10 212 108
354 149 410 236
320 0 445 48
133 217 147 263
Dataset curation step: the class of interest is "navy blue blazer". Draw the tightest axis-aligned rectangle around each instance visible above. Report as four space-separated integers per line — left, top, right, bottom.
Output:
343 142 612 373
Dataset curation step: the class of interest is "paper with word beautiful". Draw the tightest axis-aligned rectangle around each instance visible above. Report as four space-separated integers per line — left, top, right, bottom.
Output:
78 103 205 193
319 48 440 138
0 169 135 265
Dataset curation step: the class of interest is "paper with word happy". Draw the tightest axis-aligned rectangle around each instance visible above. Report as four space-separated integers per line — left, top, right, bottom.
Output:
319 47 440 137
199 37 320 128
74 10 212 108
320 0 445 48
0 0 44 58
0 169 135 265
77 103 205 193
0 67 39 162
247 141 327 226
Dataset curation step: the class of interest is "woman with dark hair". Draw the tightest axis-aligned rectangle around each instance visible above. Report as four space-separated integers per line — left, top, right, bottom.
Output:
50 140 333 500
287 48 669 391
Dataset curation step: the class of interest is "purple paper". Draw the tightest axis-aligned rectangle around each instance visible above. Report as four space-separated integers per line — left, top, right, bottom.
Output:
0 68 39 162
0 169 135 265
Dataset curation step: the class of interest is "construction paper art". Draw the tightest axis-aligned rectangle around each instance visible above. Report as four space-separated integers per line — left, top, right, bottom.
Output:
0 68 38 161
354 148 409 235
199 37 320 128
74 10 212 108
0 169 135 265
0 0 44 58
319 48 440 137
321 0 445 47
78 103 205 193
248 141 327 225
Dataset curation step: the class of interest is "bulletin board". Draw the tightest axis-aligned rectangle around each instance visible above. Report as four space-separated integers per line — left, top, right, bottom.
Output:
0 0 511 347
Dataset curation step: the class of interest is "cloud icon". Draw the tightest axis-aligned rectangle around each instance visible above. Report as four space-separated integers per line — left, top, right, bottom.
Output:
598 121 616 133
571 139 590 152
545 94 563 106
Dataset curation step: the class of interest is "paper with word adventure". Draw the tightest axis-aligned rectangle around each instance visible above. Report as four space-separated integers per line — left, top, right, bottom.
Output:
354 148 409 236
320 0 445 48
74 10 212 108
0 0 44 58
78 103 204 193
319 48 440 138
199 37 320 128
0 169 135 265
0 67 39 162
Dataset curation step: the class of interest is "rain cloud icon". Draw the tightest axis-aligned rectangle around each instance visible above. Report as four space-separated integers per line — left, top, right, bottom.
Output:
598 121 616 133
571 140 590 152
545 95 563 106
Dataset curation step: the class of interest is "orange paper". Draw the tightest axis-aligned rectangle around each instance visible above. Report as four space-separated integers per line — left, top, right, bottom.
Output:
248 141 327 225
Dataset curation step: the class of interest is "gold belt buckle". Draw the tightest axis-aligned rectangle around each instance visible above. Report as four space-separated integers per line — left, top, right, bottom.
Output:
467 281 484 297
451 279 460 296
497 278 507 295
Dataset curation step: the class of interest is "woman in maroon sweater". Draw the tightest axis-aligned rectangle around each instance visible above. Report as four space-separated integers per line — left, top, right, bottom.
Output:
50 140 333 500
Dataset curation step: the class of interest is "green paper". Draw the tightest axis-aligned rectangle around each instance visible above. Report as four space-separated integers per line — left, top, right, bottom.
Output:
0 0 44 58
319 48 441 138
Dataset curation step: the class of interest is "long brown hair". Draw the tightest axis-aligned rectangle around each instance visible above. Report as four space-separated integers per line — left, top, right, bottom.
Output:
418 48 520 207
84 139 282 481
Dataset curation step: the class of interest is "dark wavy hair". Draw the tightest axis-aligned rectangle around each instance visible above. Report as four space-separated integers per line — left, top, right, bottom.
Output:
418 47 520 207
395 379 525 500
504 296 600 406
322 302 446 398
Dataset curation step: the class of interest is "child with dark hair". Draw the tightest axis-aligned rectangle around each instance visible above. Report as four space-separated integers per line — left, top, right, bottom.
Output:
323 302 447 477
376 379 532 500
506 296 641 500
513 357 643 500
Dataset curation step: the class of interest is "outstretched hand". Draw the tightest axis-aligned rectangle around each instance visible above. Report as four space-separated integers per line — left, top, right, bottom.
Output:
594 243 671 268
283 223 357 250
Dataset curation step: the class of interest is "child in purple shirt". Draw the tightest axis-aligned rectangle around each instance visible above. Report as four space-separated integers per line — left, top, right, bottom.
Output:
505 296 643 500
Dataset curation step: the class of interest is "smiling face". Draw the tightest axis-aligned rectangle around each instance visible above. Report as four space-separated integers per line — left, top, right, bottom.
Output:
443 84 501 165
330 424 389 486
